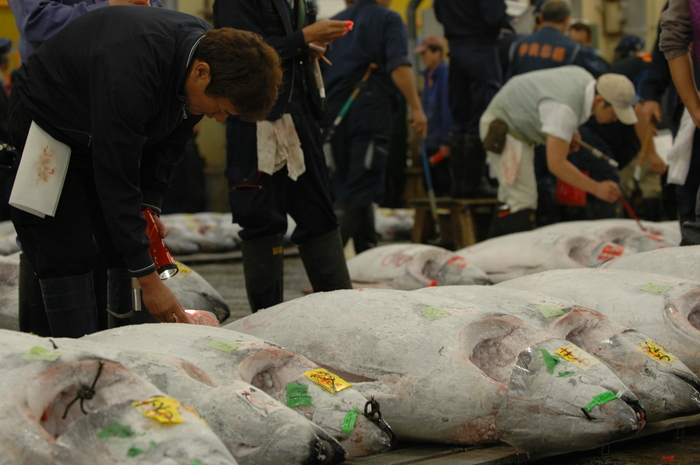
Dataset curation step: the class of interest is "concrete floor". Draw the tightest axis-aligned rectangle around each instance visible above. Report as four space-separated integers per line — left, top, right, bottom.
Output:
185 251 700 465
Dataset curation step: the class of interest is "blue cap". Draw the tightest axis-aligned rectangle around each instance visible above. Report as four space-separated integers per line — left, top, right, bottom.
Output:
615 35 645 53
0 39 12 55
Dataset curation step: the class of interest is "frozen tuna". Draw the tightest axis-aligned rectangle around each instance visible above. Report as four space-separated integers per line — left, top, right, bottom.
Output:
0 329 237 465
497 268 700 376
346 243 491 289
228 288 646 457
414 285 700 423
83 324 392 458
65 335 344 465
595 245 700 281
164 261 230 323
0 254 19 331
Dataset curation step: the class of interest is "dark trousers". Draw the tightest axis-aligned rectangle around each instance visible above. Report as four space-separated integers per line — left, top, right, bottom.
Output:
8 92 125 279
447 39 502 136
226 111 338 245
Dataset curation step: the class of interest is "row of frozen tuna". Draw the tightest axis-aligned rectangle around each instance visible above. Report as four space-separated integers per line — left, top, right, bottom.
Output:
347 218 680 289
159 209 413 255
230 245 700 459
0 323 395 465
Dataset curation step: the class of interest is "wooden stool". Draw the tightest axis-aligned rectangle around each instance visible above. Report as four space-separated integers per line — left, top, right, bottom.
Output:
410 197 498 250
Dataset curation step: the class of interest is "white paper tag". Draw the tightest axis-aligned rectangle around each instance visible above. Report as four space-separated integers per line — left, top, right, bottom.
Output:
9 121 71 218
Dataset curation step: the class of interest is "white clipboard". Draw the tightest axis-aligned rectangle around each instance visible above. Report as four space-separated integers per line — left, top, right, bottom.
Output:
9 121 71 218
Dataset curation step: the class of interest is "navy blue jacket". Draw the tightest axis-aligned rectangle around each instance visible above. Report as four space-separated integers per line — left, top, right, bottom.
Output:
13 6 206 275
213 0 321 121
324 0 410 117
508 26 608 79
433 0 509 42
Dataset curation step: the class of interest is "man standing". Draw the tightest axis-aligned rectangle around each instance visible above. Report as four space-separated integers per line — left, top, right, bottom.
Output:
212 0 353 312
7 6 282 336
433 0 510 199
324 0 427 253
480 67 635 236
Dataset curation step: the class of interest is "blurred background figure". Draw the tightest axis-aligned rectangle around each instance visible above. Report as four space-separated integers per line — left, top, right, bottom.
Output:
415 34 451 197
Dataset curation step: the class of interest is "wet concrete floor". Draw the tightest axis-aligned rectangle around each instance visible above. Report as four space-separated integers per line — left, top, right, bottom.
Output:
185 250 700 465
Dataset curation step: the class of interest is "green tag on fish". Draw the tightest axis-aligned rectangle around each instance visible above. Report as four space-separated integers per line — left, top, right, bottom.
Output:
97 423 135 439
585 391 618 412
535 305 565 318
421 306 450 320
640 283 671 294
286 383 313 408
127 446 143 457
342 408 361 435
22 346 61 362
540 349 561 373
205 338 240 353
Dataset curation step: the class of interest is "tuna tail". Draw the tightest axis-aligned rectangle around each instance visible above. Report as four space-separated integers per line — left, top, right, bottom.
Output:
363 397 398 447
309 426 347 465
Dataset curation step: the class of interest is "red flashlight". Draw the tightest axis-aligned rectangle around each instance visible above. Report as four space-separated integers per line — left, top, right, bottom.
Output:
142 208 178 279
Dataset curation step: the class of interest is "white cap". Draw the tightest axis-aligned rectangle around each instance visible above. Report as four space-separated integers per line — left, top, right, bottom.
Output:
595 73 639 125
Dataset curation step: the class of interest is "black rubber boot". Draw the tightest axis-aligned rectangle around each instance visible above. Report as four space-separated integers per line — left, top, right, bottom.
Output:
487 207 537 238
643 197 664 222
298 228 352 293
241 234 285 312
353 206 378 254
18 253 51 337
40 272 99 338
106 268 155 328
450 133 495 199
449 132 469 198
334 202 365 248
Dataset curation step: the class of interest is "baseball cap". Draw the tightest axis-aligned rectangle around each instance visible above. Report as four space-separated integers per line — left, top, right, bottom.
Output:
414 35 445 54
595 73 639 125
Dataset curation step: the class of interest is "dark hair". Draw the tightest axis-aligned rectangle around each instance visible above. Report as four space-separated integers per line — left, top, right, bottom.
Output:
194 28 282 122
541 0 571 24
569 22 592 41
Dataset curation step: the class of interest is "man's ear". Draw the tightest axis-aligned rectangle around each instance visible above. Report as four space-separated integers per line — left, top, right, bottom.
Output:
191 60 211 81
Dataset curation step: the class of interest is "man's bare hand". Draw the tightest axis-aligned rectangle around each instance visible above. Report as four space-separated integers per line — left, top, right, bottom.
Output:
303 20 351 44
593 180 622 203
138 272 191 324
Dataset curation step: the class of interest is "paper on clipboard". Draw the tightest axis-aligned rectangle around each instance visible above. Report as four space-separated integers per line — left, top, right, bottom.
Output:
9 121 71 218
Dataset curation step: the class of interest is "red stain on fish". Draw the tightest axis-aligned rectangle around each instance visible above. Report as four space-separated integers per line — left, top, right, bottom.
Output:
35 146 56 182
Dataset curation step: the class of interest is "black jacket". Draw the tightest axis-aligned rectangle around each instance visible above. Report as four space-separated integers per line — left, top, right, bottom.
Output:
13 6 207 274
213 0 321 121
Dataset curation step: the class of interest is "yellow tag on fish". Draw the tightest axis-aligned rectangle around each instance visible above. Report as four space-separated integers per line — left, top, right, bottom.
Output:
304 369 351 393
636 340 678 365
555 345 600 370
175 261 192 275
132 396 185 424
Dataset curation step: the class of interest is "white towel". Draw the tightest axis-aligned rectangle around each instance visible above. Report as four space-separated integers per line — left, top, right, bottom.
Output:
256 114 306 181
487 133 523 185
666 107 694 186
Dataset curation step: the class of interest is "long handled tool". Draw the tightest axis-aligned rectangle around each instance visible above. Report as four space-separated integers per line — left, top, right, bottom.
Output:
576 139 619 168
619 195 647 232
324 63 378 143
420 140 442 244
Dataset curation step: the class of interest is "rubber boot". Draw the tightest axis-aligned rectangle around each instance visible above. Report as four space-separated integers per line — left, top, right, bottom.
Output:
298 228 352 293
240 234 284 312
449 132 469 198
18 253 51 337
106 268 155 328
40 273 99 338
487 207 537 239
352 206 378 254
334 202 365 248
464 134 497 198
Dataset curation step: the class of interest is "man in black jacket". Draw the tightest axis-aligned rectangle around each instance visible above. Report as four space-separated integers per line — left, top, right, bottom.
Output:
6 6 282 336
213 0 353 313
